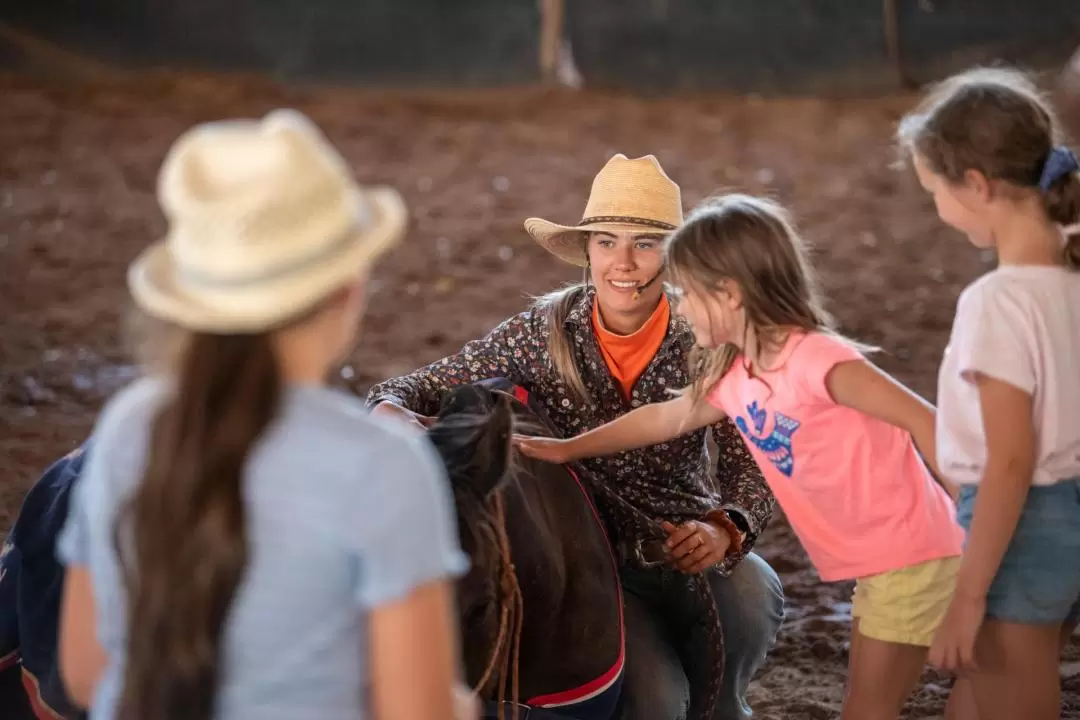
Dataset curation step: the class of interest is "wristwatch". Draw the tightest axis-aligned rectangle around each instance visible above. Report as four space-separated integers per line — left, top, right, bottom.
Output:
725 510 751 536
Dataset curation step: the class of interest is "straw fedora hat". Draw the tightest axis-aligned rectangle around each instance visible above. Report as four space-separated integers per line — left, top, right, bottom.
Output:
524 153 683 267
127 109 408 333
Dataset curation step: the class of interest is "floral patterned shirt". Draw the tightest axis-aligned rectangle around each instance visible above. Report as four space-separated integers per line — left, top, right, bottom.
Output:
365 285 774 575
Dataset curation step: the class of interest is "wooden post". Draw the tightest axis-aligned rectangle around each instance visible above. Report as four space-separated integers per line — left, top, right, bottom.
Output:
882 0 910 89
539 0 565 84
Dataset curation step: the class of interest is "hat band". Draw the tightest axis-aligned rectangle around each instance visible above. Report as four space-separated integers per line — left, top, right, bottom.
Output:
176 219 362 290
578 215 677 231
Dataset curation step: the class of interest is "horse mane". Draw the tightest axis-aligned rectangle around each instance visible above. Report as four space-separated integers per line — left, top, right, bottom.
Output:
426 387 528 695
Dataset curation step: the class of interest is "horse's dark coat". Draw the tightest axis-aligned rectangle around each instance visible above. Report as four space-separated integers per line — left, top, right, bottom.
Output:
0 443 89 720
427 380 625 720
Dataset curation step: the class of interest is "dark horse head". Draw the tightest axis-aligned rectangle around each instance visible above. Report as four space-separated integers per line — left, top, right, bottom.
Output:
426 379 625 720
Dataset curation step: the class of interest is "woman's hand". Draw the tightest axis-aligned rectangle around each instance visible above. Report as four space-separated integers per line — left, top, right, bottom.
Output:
512 435 576 464
372 401 436 433
661 519 732 574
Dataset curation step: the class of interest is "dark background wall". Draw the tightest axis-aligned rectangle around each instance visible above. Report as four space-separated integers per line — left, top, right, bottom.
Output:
569 0 1080 94
0 0 542 86
1 0 1078 93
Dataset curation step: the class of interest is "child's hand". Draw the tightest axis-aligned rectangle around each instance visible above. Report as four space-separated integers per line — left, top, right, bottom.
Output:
453 684 479 720
928 592 986 672
371 400 435 433
513 435 574 464
661 519 731 574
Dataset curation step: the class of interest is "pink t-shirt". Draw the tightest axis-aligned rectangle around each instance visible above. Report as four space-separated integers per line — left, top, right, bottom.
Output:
937 266 1080 487
708 331 964 582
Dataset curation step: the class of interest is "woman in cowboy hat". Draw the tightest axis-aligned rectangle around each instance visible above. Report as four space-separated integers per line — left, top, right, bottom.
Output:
54 110 476 720
368 154 784 720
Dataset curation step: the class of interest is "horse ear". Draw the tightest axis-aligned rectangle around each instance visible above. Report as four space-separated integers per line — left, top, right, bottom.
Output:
470 391 514 499
426 387 513 500
437 383 491 420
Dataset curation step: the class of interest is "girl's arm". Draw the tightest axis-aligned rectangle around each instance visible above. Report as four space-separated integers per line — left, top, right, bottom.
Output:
369 579 471 720
825 358 958 498
952 374 1034 602
58 565 107 708
515 392 726 464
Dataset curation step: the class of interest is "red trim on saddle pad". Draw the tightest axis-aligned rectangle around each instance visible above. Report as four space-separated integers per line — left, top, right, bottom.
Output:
507 383 627 710
0 648 18 672
21 668 64 720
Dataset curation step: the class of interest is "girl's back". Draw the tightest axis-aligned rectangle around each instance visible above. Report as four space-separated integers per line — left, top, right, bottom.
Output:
939 265 1080 487
59 377 467 720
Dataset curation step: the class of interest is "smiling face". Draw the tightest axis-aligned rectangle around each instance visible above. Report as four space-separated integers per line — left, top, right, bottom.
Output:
587 230 666 328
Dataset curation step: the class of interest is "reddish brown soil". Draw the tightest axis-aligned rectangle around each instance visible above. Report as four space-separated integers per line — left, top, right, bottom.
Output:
2 70 1078 718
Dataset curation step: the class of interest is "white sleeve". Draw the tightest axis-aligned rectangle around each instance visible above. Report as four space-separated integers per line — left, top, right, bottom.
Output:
950 283 1037 394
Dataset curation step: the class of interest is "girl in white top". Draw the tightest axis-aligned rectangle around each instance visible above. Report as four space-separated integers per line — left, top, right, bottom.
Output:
899 66 1080 720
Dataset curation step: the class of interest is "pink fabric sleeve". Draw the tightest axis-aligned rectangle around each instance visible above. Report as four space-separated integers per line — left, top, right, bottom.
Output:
791 332 865 403
706 374 729 414
950 284 1036 394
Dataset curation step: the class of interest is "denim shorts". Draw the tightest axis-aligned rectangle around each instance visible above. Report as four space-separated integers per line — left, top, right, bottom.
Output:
956 479 1080 625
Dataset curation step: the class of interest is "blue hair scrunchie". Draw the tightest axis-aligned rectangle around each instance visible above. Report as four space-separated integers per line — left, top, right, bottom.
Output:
1038 146 1080 191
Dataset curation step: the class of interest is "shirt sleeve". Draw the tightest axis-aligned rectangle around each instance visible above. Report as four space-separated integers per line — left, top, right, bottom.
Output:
949 283 1037 394
364 310 536 417
793 332 866 403
352 433 470 609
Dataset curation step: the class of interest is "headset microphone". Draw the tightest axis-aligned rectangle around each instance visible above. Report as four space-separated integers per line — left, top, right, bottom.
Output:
631 270 664 301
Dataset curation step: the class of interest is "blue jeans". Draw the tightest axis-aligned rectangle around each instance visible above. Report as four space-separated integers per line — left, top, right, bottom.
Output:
618 553 784 720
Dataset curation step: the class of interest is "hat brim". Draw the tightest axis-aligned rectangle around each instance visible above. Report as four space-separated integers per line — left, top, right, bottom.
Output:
128 187 408 333
524 217 674 268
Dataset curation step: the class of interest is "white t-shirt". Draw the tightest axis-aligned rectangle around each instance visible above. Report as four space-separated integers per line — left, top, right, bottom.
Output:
937 265 1080 487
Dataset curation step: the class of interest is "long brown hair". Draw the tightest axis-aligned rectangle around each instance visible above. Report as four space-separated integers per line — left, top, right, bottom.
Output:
897 66 1080 267
663 194 873 401
114 330 281 719
535 283 591 404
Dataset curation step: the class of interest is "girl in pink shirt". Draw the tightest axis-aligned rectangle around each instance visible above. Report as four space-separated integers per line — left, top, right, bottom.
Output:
899 66 1080 720
515 193 964 720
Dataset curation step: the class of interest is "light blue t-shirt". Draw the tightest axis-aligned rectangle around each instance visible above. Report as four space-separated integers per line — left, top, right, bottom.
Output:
56 377 469 720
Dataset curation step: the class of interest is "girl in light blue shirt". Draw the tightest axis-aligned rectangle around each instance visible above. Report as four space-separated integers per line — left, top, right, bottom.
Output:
55 109 474 720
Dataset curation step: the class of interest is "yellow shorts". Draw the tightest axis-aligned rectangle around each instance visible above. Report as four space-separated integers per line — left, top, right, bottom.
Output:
851 556 961 647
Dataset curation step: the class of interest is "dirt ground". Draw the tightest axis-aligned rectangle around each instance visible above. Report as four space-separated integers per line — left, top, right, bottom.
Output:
2 69 1079 719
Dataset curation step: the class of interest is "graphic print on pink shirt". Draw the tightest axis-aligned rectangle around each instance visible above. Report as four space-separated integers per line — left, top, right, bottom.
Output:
736 401 801 477
709 331 964 582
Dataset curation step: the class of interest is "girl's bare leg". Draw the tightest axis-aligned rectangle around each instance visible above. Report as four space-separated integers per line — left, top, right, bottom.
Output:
961 619 1060 720
840 620 928 720
945 617 1075 720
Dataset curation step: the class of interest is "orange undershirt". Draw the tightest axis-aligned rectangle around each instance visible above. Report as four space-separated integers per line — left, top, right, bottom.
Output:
592 295 671 401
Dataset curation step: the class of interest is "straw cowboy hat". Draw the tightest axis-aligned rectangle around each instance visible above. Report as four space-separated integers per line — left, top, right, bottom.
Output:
524 153 683 267
127 109 408 333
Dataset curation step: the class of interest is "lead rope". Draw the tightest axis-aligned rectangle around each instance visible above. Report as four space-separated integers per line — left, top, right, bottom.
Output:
470 490 524 720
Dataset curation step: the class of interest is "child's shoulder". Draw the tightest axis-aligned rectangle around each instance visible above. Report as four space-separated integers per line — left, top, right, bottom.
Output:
787 330 866 364
958 267 1015 304
956 266 1071 319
